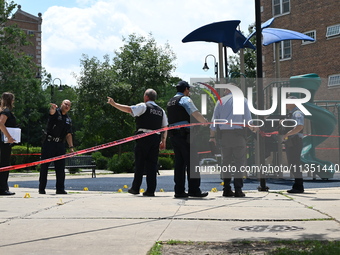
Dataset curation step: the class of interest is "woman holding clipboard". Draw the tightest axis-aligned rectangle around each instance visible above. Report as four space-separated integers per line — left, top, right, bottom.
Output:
0 92 17 195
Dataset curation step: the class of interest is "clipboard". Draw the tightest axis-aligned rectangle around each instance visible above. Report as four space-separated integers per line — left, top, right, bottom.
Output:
1 127 21 143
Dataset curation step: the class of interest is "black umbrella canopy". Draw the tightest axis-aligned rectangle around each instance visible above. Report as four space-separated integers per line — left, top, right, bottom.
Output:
182 20 255 53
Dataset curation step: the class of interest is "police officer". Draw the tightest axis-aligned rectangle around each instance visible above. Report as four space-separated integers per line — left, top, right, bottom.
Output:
107 89 168 196
167 81 208 198
281 96 305 193
39 100 74 194
209 87 256 197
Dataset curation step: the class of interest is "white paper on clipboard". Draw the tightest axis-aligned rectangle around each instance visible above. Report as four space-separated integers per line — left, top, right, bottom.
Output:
1 127 21 143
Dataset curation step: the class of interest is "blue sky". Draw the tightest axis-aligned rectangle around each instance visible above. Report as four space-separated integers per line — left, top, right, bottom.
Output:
16 0 255 86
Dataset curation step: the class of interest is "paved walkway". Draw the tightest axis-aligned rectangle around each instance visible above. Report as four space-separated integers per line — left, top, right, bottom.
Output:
0 173 339 255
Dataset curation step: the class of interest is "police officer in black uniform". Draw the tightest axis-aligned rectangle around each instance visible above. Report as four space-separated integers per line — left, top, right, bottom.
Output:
107 89 168 196
167 81 208 198
281 96 305 193
39 100 74 194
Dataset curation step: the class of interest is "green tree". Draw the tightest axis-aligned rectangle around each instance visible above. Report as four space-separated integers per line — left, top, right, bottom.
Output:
74 34 176 155
0 0 47 146
112 33 176 103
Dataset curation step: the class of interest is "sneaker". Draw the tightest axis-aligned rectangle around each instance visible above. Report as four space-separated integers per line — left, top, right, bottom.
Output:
39 190 46 194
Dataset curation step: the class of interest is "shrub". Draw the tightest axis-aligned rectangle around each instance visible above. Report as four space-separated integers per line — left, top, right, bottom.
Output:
91 151 108 170
108 152 134 173
11 145 41 171
69 168 81 174
159 149 174 161
158 157 173 170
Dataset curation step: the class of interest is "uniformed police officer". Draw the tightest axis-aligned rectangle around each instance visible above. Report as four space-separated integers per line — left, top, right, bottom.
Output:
167 81 208 198
282 96 305 193
209 87 256 197
39 100 74 194
107 89 168 196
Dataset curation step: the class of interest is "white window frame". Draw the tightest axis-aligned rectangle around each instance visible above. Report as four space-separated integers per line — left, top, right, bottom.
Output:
328 74 340 88
274 40 291 60
273 0 290 16
302 30 316 45
326 24 340 38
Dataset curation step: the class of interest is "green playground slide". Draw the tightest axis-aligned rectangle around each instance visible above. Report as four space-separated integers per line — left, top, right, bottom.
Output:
290 73 337 179
302 103 337 179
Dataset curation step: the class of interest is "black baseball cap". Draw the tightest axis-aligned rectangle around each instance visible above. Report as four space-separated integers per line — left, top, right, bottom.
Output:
176 81 190 89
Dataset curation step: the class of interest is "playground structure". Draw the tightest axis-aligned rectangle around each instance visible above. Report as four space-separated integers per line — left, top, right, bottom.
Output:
183 16 338 181
263 73 338 179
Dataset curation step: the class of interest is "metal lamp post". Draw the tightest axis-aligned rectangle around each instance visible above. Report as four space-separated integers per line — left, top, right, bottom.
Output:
254 0 268 191
202 54 218 84
51 78 63 102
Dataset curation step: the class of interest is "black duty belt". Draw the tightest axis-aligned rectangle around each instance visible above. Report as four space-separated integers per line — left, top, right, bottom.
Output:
46 135 64 143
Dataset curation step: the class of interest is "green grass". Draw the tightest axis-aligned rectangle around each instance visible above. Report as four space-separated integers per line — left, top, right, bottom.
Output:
148 240 340 255
147 240 194 255
268 240 340 255
147 241 162 255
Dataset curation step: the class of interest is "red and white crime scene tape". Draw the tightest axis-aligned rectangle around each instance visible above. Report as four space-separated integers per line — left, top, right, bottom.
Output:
0 123 207 173
1 122 339 173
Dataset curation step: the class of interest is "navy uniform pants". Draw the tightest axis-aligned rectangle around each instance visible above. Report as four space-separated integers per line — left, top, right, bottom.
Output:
39 141 66 191
170 130 201 195
132 134 161 193
285 136 304 191
0 142 12 192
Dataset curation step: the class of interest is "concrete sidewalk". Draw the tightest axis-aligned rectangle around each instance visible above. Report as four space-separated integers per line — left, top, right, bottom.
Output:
0 178 340 254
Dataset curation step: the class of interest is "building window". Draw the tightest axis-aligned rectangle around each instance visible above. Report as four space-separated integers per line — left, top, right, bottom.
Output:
278 40 291 60
328 74 340 87
326 24 340 38
273 0 290 16
302 30 316 44
27 30 35 36
274 41 292 61
282 41 291 59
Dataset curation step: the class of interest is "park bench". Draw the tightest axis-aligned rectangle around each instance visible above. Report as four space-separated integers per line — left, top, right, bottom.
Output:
48 155 97 178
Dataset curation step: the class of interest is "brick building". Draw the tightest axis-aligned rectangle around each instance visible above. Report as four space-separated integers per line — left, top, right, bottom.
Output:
260 0 340 164
7 5 42 76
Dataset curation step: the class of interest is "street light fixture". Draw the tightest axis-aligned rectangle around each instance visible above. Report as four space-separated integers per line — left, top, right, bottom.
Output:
202 54 218 83
51 78 63 102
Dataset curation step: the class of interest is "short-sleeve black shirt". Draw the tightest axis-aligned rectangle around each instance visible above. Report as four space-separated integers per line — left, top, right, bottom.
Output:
0 108 17 127
46 108 72 139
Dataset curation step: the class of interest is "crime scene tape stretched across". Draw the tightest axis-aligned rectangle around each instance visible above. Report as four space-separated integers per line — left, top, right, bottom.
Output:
0 122 208 173
1 122 339 173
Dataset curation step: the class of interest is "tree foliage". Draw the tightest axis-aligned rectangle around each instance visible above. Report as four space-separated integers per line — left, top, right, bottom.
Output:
0 0 47 146
74 34 177 155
